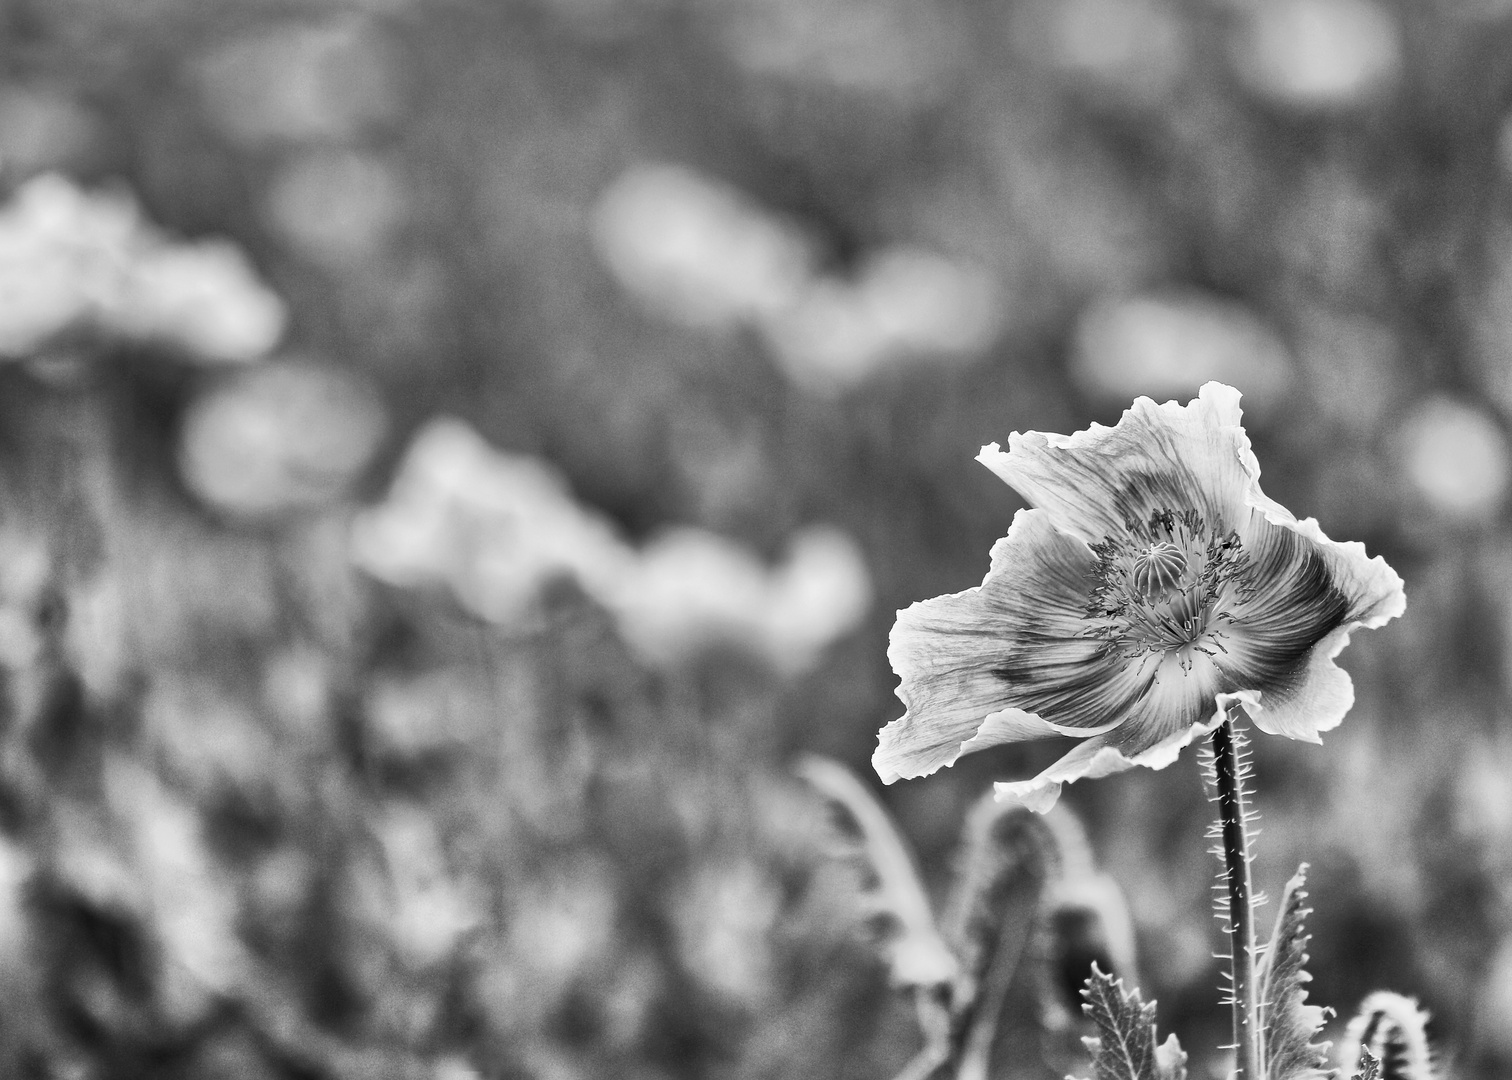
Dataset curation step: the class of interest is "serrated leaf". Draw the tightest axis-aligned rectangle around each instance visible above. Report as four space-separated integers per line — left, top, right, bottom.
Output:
1071 965 1183 1080
1258 865 1332 1080
1352 1049 1382 1080
795 755 958 989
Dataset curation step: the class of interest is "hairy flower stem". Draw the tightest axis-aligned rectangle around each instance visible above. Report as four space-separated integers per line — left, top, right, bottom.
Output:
1211 716 1263 1080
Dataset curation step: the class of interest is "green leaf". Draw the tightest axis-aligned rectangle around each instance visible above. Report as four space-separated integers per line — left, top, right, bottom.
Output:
1071 965 1185 1080
1258 865 1332 1080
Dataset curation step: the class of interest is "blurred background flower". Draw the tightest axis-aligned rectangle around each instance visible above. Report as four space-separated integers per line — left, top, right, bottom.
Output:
0 2 1505 1078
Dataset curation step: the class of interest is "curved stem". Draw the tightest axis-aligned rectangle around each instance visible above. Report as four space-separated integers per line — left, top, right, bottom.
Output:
1211 717 1262 1080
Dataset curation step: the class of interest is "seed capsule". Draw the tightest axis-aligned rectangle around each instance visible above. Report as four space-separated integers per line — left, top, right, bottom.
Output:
1130 541 1187 600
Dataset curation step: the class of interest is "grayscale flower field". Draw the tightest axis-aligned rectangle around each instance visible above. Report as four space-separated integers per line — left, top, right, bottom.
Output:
0 2 1506 1079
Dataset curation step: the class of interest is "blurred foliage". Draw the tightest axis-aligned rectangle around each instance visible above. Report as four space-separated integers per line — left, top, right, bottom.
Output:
0 0 1510 1077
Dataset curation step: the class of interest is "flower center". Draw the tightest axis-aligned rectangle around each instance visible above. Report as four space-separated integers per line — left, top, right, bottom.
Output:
1130 541 1187 601
1084 507 1252 670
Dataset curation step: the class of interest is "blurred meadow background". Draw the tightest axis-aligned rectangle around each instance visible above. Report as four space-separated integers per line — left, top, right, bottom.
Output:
1 0 1511 1077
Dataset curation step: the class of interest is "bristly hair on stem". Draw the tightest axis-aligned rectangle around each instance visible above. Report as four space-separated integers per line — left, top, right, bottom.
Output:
1200 712 1264 1080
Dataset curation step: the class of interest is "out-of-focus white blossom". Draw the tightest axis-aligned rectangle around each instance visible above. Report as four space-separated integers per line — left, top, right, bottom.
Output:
266 148 408 266
714 0 961 102
194 18 401 148
611 524 872 674
53 757 250 1024
761 247 1001 393
593 163 999 393
0 837 29 976
1477 935 1512 1057
432 1059 484 1080
179 361 388 520
112 241 288 362
1398 396 1510 522
1230 0 1400 110
1071 292 1294 416
351 418 633 624
370 807 486 968
353 419 873 673
364 670 491 758
506 855 619 993
0 173 286 361
670 859 778 1005
1017 0 1187 103
0 174 133 354
592 163 813 329
0 529 51 673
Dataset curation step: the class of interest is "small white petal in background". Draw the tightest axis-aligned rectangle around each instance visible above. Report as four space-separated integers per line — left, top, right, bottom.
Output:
1070 291 1294 415
0 173 286 361
670 859 778 1005
505 856 619 999
432 1059 483 1080
758 247 1000 392
591 163 813 329
110 240 287 363
0 174 135 355
760 526 875 673
1477 935 1512 1058
1397 396 1510 523
353 419 872 672
193 17 401 149
350 418 634 624
714 0 960 103
611 524 872 674
370 807 486 969
266 149 408 267
592 163 1000 393
179 361 388 520
1016 0 1188 103
0 837 30 974
1230 0 1400 111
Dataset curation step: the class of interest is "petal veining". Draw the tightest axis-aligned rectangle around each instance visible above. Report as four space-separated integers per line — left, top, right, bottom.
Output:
1235 622 1358 740
875 508 1117 784
877 382 1405 807
994 687 1262 812
1218 517 1351 692
978 382 1254 545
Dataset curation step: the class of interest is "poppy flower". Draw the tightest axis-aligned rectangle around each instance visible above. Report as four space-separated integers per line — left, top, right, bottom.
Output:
873 383 1404 811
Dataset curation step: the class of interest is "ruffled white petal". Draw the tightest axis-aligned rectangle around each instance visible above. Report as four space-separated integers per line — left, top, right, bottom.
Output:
1254 512 1406 630
1217 509 1404 741
877 381 1407 806
978 382 1253 545
1233 622 1356 741
875 508 1125 785
994 688 1262 812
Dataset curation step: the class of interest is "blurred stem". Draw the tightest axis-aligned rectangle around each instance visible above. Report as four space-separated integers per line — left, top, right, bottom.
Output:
1211 717 1262 1080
